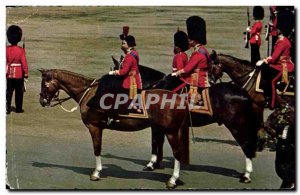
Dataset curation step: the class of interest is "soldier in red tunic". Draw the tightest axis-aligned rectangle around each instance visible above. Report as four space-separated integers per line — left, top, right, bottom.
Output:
257 10 295 109
6 25 28 114
247 6 264 65
172 30 189 73
87 35 142 111
172 16 211 89
108 35 142 94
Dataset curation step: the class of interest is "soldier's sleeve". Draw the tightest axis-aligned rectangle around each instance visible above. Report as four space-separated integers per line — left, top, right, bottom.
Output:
183 54 205 74
267 43 284 64
175 54 186 70
117 56 132 76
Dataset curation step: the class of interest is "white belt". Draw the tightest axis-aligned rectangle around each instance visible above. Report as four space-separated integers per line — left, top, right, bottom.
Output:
8 63 21 67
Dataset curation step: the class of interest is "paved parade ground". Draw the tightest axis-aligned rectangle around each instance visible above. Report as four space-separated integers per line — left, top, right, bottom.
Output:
6 6 286 190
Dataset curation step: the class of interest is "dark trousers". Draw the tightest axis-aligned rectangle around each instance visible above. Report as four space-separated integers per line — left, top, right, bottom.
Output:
6 78 24 112
250 43 261 65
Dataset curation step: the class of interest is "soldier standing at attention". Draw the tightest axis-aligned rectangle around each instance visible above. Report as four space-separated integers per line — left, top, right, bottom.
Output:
247 6 264 65
6 25 28 114
172 30 189 73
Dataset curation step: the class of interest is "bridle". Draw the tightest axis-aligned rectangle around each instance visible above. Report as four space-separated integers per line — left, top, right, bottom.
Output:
211 56 257 88
40 76 97 110
40 79 62 107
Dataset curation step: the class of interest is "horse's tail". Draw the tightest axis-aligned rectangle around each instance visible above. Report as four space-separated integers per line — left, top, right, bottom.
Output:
179 112 190 165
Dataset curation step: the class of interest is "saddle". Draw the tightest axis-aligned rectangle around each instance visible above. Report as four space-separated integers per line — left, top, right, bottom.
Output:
184 86 213 116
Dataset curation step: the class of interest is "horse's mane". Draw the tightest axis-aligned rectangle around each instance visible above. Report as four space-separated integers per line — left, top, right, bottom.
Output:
49 69 95 85
139 65 165 77
219 54 253 68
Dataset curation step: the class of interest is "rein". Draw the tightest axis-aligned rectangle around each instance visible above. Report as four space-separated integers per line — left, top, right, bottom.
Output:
51 79 97 112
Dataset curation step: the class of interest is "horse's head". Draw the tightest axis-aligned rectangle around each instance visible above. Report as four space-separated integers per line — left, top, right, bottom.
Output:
265 104 295 139
38 69 60 107
209 50 223 83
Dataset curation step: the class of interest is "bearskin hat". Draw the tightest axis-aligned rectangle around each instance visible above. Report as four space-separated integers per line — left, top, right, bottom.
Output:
277 9 295 36
124 35 136 47
174 30 189 52
253 6 264 20
7 25 22 45
186 16 207 45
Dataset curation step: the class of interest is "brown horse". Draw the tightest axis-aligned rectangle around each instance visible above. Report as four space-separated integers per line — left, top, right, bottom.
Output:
209 51 295 150
38 69 189 189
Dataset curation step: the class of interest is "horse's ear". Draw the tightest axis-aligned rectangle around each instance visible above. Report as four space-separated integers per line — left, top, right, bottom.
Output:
210 50 217 59
37 69 45 74
111 56 119 67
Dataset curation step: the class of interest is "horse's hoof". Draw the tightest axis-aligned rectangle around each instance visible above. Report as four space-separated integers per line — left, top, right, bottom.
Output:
90 175 100 181
166 181 176 189
239 174 251 183
143 165 154 171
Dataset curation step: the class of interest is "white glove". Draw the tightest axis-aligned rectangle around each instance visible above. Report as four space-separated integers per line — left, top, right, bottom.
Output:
246 27 251 32
256 60 264 66
108 71 115 75
171 72 177 76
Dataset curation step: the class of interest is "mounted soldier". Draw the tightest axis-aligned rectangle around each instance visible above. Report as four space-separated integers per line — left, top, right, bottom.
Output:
247 6 264 65
172 30 189 73
172 16 211 100
6 25 29 114
87 35 142 122
256 9 295 110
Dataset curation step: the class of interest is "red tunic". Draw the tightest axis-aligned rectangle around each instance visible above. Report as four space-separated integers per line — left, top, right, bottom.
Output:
117 50 142 89
249 21 263 46
172 52 188 72
6 45 28 79
267 37 294 72
181 46 210 88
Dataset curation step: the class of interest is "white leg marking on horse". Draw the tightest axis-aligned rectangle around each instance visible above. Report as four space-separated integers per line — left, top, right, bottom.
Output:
169 159 180 185
91 156 102 180
245 157 253 173
146 154 157 168
96 156 102 171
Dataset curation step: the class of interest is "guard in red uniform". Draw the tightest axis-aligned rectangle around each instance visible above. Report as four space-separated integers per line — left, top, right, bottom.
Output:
87 35 142 111
109 35 142 95
257 10 295 109
173 16 210 89
172 30 189 73
6 25 28 114
247 6 264 65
